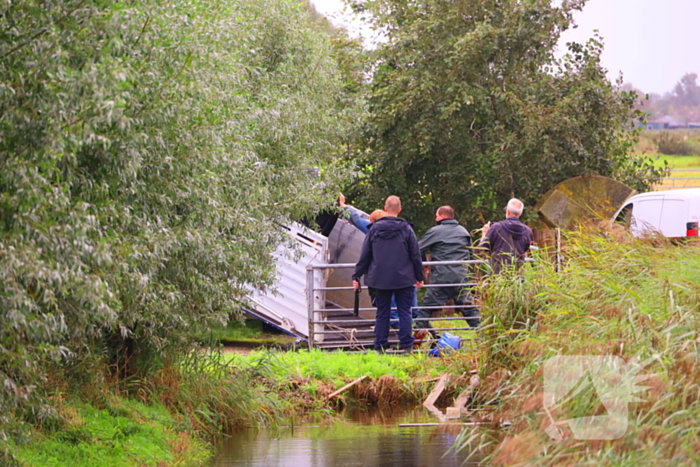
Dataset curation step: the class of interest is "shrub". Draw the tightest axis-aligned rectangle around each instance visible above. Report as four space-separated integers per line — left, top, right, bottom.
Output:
0 0 358 451
653 131 697 155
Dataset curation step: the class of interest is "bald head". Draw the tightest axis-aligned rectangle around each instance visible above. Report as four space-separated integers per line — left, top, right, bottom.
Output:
436 206 455 219
384 196 402 216
506 198 524 218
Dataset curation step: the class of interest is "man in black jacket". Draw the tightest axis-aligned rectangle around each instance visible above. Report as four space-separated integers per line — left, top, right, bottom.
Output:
479 198 533 273
353 196 424 352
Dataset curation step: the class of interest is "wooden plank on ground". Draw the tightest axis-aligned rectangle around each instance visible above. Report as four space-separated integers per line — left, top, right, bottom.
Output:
453 390 471 409
423 373 449 407
326 375 368 400
453 374 480 408
445 407 461 419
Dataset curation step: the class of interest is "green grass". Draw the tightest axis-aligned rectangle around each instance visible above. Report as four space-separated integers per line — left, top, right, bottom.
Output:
653 154 700 189
208 317 296 346
653 153 700 169
13 400 210 467
638 131 700 187
224 347 475 402
227 348 443 381
460 232 700 465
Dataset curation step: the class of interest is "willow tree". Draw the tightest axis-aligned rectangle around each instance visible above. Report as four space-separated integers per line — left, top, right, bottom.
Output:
347 0 662 232
0 0 357 447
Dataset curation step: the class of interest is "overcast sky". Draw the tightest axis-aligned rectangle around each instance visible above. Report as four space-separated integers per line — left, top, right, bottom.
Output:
310 0 700 95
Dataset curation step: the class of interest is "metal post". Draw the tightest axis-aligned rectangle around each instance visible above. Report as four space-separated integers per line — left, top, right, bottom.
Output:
306 266 315 350
556 228 561 273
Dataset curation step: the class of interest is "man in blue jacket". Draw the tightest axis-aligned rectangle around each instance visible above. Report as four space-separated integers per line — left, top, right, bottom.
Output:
352 196 424 352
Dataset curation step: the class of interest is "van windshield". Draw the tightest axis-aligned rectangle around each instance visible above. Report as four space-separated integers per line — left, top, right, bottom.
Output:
615 203 633 226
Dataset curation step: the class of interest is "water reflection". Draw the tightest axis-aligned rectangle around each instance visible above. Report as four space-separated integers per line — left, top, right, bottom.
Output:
211 407 479 467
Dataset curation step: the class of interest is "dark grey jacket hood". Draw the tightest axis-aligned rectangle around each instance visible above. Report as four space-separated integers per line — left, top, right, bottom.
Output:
353 216 424 290
498 219 531 238
481 218 533 273
372 217 408 239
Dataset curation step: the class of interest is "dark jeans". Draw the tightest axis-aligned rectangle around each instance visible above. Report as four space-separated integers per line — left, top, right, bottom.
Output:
374 286 415 351
390 289 419 325
416 285 480 332
389 296 399 326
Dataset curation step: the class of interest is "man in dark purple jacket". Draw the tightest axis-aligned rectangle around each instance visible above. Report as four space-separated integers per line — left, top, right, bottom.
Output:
353 196 424 352
479 198 533 273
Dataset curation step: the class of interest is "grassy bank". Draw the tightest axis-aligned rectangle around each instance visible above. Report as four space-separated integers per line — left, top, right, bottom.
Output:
462 230 700 465
5 349 293 465
10 346 476 465
225 348 477 407
12 400 210 467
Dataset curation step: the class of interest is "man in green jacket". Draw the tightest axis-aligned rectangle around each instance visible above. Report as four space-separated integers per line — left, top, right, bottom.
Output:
416 206 480 335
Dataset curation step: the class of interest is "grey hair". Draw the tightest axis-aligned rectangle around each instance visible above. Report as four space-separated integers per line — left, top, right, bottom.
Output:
507 198 524 217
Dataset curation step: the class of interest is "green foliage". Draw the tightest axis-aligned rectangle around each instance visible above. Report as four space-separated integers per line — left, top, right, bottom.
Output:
346 0 663 232
0 0 359 450
479 265 546 370
465 232 700 465
167 349 287 431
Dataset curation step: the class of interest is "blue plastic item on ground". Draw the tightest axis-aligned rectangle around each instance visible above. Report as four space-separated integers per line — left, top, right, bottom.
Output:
428 332 461 357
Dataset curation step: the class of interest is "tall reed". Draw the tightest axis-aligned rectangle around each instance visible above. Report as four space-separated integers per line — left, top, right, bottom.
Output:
462 231 700 465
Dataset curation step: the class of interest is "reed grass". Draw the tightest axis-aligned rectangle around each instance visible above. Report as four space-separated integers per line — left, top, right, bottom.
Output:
459 230 700 465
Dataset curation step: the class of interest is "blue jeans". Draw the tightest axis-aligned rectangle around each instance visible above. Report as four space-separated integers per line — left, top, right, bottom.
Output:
374 286 415 351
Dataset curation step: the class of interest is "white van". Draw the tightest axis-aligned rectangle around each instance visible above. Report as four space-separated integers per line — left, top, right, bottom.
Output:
614 188 700 238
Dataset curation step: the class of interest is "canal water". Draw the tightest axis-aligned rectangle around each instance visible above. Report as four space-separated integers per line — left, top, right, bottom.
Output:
210 407 480 466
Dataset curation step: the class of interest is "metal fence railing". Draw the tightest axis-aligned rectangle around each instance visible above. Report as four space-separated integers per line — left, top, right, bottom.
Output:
656 168 700 191
306 260 487 350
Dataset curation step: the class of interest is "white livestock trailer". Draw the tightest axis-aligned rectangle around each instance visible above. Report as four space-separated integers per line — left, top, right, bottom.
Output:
244 207 376 348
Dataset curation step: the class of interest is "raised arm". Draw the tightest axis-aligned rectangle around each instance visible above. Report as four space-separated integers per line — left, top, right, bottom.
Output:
347 208 371 234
